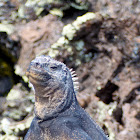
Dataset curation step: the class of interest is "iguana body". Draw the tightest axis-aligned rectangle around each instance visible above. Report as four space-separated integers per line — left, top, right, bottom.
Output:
25 56 108 140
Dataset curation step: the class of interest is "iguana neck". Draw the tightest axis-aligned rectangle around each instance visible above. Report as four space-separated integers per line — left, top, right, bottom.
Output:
34 87 74 120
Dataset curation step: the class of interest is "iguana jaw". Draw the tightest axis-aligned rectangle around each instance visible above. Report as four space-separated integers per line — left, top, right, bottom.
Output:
26 65 51 87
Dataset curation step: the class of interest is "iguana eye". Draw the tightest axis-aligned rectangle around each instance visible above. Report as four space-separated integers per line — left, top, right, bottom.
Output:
50 66 58 70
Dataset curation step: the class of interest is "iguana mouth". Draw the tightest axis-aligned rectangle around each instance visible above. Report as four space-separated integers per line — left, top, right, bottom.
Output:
26 63 51 84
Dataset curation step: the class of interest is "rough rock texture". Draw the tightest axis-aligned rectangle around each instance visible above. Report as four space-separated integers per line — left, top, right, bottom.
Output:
17 14 64 72
0 0 140 139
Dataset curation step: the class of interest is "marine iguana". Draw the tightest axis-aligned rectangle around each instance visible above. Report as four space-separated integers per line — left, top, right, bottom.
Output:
25 55 108 140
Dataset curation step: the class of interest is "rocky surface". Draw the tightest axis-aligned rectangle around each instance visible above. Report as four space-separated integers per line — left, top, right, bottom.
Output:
0 0 140 140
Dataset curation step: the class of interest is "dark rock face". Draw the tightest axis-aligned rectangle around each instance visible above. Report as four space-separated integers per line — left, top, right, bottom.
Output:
0 32 21 96
0 77 13 96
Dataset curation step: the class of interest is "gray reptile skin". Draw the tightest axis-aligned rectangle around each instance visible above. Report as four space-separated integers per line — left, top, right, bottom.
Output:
24 56 109 140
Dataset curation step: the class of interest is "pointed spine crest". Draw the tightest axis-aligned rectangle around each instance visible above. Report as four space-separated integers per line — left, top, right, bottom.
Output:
69 68 79 92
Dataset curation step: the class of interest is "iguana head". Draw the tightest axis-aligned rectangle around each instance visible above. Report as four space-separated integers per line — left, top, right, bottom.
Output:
26 56 78 119
27 56 70 94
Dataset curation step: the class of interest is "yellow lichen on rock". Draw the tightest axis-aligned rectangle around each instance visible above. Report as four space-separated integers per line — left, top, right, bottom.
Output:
62 12 102 40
